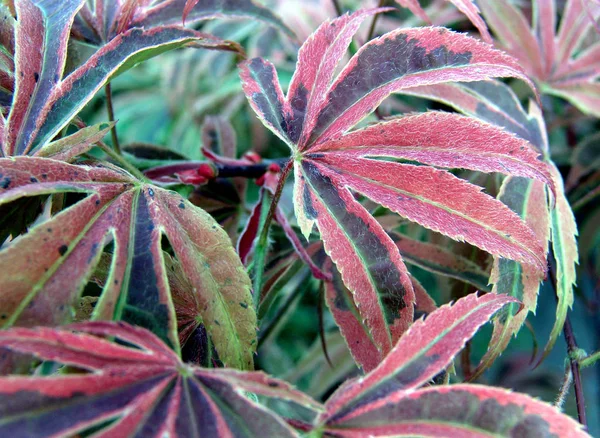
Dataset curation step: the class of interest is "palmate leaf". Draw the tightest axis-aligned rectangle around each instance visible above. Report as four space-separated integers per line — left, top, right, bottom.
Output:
479 0 600 116
0 322 321 437
0 0 243 157
240 9 553 366
0 157 255 370
317 293 588 438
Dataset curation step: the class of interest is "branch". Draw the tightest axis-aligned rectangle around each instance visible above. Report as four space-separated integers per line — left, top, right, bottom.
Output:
105 83 121 155
549 264 588 428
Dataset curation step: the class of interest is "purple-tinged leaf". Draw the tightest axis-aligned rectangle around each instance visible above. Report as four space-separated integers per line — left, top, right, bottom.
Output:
299 159 416 357
0 322 318 437
306 27 536 146
311 112 554 192
30 26 242 154
324 259 382 373
474 177 550 378
240 58 291 147
286 8 391 148
324 384 588 437
305 156 547 272
323 293 517 421
478 0 543 78
242 11 553 371
533 0 556 77
237 187 265 265
324 257 437 372
403 80 547 154
5 0 85 156
132 0 294 38
480 0 600 116
395 0 493 44
0 157 255 369
389 231 490 291
4 0 243 156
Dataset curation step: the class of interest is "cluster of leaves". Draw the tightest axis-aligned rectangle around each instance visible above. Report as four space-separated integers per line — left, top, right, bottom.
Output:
0 294 587 437
0 0 598 436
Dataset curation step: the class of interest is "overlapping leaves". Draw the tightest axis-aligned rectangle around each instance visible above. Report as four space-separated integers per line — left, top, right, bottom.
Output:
317 293 588 437
0 296 588 437
0 0 254 157
405 79 579 369
0 322 319 437
479 0 600 116
240 8 554 370
0 156 255 369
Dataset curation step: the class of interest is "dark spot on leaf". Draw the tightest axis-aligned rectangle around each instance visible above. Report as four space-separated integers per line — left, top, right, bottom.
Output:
58 245 68 256
239 302 248 309
41 174 48 179
47 228 52 233
268 381 279 387
30 177 38 183
0 177 11 189
33 72 39 82
178 202 185 209
95 199 100 205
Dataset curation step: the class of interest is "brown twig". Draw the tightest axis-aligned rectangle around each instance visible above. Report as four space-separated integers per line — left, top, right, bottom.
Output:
331 0 343 16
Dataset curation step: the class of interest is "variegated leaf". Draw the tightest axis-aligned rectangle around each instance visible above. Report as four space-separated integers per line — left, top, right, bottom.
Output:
395 0 493 43
240 9 552 369
3 0 243 157
0 157 255 369
541 164 579 361
474 177 550 378
323 384 588 437
323 293 517 420
0 322 321 437
479 0 600 116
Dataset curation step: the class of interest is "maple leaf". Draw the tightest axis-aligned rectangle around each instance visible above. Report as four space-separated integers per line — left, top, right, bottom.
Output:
0 157 255 370
317 293 589 438
0 321 321 437
479 0 600 116
239 8 554 368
